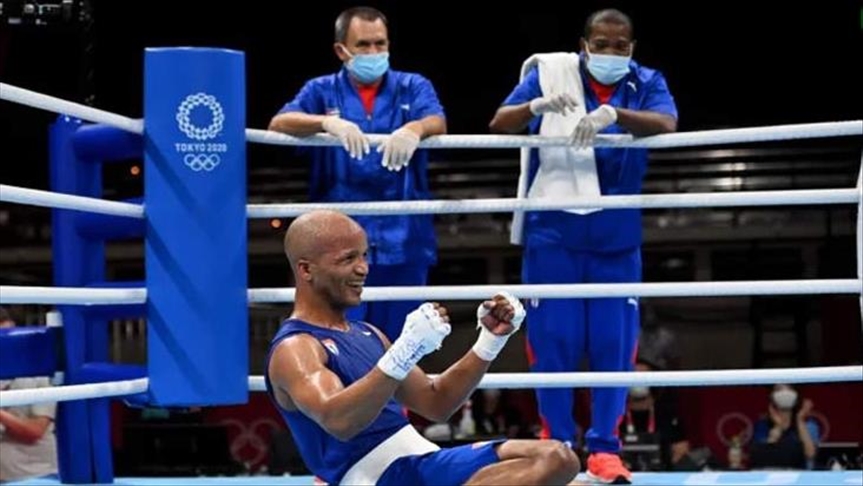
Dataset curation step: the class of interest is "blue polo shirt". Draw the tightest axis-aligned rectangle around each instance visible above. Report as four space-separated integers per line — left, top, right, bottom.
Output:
279 68 445 265
503 55 678 251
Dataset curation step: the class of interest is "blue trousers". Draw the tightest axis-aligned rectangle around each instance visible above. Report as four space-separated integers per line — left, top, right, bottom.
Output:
523 244 640 453
347 263 429 342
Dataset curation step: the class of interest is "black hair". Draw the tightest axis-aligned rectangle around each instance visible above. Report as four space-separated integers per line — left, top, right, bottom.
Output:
583 8 634 39
335 7 388 43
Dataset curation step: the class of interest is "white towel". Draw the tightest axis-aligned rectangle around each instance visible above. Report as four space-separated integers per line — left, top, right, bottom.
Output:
510 52 602 245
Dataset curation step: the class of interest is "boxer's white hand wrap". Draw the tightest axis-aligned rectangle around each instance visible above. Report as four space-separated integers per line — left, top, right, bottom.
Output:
377 303 451 380
472 291 526 362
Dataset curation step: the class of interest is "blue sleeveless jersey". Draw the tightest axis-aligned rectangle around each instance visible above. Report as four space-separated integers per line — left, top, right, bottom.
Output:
264 318 409 484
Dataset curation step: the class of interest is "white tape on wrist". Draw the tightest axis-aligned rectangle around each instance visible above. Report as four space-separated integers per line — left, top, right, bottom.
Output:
472 327 510 362
377 336 425 381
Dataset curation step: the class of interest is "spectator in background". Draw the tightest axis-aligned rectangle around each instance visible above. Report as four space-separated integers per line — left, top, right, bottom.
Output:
619 358 691 471
0 307 59 482
750 384 820 469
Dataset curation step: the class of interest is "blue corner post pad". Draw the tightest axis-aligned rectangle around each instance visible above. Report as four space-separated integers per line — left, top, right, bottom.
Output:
0 327 60 379
144 47 248 406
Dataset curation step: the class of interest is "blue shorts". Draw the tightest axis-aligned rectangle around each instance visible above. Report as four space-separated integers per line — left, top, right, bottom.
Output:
376 440 503 486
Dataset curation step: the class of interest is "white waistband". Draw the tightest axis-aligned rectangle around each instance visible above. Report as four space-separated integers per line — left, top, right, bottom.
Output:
340 425 440 485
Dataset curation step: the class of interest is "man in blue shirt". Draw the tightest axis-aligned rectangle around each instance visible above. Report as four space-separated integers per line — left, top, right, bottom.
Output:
265 209 580 485
268 7 446 342
489 8 678 484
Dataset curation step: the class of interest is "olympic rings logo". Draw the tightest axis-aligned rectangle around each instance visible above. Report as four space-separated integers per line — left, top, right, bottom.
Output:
715 412 754 446
176 93 225 141
219 418 282 465
183 153 220 172
809 411 830 441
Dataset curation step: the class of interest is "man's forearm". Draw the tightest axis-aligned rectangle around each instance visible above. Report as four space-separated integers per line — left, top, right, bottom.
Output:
268 112 329 136
403 115 447 139
614 108 677 136
796 420 817 459
426 352 491 420
489 103 534 134
318 368 402 441
0 410 47 444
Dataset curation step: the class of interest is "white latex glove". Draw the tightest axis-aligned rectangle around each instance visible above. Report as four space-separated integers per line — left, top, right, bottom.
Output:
321 116 370 159
472 291 526 362
570 104 617 149
377 303 451 380
377 127 421 172
529 92 579 116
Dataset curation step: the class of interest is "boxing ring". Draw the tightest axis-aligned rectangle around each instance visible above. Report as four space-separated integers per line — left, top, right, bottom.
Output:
1 48 862 485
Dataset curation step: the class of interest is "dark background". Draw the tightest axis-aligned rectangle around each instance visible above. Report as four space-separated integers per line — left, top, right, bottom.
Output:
2 0 861 188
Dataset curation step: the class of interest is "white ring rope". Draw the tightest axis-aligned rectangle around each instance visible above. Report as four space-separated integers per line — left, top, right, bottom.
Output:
0 286 146 305
247 121 863 149
0 184 145 218
248 188 859 218
2 279 860 305
1 183 853 221
0 378 148 407
249 280 861 303
0 83 143 134
2 82 859 149
4 367 860 407
249 366 863 392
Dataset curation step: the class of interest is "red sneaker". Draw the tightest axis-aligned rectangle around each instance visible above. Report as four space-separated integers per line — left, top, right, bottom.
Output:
586 452 632 484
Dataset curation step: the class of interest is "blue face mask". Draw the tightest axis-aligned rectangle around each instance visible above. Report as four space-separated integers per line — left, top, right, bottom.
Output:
343 48 390 84
585 47 631 85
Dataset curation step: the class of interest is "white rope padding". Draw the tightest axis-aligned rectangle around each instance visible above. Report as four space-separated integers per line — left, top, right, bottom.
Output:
470 366 863 389
0 286 146 305
0 378 148 407
248 188 859 218
0 83 143 134
248 279 861 303
247 121 862 149
3 366 860 407
0 183 852 223
3 82 858 149
248 365 861 392
0 184 145 218
3 279 859 305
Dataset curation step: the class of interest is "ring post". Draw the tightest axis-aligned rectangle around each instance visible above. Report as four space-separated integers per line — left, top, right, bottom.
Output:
51 117 150 483
49 115 106 483
144 48 248 406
